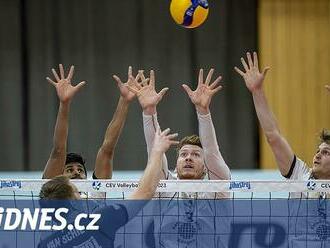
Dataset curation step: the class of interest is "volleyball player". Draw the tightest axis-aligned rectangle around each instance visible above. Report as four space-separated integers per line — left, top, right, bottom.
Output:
129 69 230 248
235 52 330 246
43 65 143 181
38 127 179 248
235 52 330 185
130 68 231 198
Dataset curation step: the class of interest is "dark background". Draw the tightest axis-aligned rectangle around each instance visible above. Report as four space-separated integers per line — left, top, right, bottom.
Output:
0 0 258 171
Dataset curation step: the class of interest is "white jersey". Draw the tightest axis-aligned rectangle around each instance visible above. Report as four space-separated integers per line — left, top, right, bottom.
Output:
142 111 231 248
285 156 330 246
286 155 311 180
285 156 311 198
143 111 231 199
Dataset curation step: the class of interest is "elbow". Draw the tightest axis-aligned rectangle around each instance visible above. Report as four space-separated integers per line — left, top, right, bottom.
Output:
265 130 282 146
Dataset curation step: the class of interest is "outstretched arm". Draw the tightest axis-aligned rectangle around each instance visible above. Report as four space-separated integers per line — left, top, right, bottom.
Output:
235 52 294 177
129 70 170 179
93 66 138 179
43 65 86 179
182 68 230 180
129 128 178 200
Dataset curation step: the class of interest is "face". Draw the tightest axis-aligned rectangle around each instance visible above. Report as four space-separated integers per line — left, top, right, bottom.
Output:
311 142 330 179
176 144 205 179
63 163 86 179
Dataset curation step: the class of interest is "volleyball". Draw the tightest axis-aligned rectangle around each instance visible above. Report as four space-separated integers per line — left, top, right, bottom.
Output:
170 0 209 28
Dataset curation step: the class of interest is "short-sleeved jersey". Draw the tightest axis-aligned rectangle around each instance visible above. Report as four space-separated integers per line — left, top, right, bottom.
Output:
285 155 311 180
285 156 330 246
284 156 311 198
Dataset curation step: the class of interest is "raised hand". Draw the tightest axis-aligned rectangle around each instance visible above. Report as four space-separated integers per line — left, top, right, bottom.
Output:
234 52 270 93
128 70 169 114
182 68 222 114
113 66 141 102
152 127 179 154
47 64 86 104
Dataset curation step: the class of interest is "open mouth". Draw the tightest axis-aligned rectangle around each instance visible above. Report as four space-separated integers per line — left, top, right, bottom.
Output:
183 164 193 169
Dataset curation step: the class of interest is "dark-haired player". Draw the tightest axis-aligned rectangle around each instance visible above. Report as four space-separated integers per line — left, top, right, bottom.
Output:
43 65 143 181
38 128 179 248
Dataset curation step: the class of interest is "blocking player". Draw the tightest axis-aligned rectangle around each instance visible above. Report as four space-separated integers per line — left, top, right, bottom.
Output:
43 65 144 181
38 127 179 248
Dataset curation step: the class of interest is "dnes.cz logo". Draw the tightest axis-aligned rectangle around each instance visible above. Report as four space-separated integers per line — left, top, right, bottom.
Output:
0 207 100 231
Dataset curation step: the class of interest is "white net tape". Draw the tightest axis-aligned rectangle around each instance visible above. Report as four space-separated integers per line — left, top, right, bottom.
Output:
0 179 327 193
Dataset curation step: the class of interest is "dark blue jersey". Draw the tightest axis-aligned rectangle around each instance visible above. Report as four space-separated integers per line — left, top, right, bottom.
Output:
38 203 128 248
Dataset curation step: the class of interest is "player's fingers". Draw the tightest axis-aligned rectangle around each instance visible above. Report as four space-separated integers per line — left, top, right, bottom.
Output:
46 77 56 87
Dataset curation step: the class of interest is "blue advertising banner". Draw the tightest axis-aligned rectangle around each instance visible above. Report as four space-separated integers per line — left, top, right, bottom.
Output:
0 199 329 247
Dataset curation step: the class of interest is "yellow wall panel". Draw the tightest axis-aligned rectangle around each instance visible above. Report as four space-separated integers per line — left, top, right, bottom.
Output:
259 0 330 169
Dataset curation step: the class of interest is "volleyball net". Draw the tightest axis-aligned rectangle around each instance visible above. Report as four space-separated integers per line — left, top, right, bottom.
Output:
0 179 329 247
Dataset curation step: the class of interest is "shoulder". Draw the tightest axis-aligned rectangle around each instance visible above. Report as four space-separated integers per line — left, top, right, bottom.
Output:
284 155 311 180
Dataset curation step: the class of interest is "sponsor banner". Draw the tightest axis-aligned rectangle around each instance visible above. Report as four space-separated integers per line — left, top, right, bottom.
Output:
0 180 22 189
229 181 251 190
0 199 329 247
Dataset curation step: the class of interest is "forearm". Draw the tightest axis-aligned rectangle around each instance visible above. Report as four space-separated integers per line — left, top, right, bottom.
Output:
130 150 163 199
53 103 70 152
143 112 159 155
252 89 280 139
143 112 169 179
197 111 230 180
94 97 129 179
100 97 129 152
252 88 294 175
43 102 70 178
